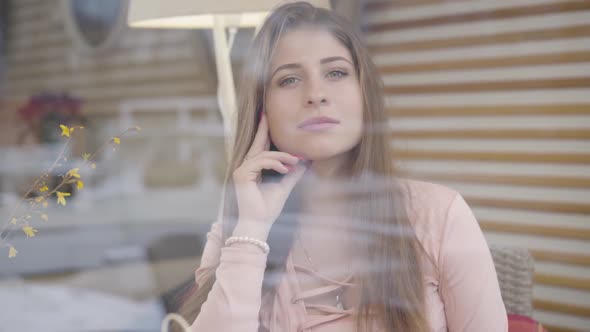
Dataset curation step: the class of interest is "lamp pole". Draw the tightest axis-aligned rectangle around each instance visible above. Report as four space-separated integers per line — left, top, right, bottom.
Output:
212 16 238 163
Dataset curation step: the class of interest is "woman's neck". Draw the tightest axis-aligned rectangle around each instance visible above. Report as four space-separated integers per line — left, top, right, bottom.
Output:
294 181 358 284
301 148 354 179
297 151 355 228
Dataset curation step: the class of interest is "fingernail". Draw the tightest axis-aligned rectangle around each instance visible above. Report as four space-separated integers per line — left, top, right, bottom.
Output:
293 154 305 160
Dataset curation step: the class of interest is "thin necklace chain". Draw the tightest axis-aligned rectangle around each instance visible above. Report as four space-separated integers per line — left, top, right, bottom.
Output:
296 229 345 310
297 230 318 271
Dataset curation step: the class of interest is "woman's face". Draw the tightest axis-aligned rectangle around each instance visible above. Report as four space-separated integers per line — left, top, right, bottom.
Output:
264 27 363 161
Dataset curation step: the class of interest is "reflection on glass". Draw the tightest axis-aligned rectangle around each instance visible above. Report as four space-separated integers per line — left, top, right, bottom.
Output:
71 0 122 47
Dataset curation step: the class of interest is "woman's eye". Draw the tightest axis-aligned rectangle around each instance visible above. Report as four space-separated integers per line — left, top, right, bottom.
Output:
327 70 348 79
279 77 298 87
279 70 347 87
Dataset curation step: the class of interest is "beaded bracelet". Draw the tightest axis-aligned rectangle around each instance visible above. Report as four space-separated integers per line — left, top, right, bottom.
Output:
225 236 270 254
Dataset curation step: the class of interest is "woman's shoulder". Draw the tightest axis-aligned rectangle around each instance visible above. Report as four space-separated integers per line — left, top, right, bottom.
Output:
398 177 460 219
396 178 465 263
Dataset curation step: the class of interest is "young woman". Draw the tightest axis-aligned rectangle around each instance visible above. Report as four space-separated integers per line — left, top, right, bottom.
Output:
177 2 508 331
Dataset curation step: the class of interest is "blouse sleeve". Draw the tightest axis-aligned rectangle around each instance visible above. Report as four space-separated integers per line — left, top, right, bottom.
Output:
193 222 223 285
189 222 269 332
438 192 508 332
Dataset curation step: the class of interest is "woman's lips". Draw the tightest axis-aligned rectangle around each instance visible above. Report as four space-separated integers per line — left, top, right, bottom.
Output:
299 122 339 131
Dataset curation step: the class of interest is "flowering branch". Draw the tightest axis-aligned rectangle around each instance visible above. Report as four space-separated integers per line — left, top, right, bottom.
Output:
1 124 141 258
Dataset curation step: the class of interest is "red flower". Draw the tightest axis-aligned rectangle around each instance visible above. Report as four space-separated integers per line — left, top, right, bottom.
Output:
18 92 83 124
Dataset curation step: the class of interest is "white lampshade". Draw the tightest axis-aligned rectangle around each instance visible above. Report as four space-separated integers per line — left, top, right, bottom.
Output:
128 0 331 29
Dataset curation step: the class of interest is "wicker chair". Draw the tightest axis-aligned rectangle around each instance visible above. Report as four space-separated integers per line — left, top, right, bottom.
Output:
489 246 535 317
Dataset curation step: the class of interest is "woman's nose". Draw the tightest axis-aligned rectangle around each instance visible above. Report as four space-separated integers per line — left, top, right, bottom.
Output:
305 77 328 106
306 96 327 105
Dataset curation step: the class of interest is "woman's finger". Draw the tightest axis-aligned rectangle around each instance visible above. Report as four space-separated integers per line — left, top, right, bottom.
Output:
255 151 299 165
246 112 269 157
279 161 310 194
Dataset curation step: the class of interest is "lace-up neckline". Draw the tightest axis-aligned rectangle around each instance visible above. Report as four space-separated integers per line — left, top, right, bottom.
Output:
287 252 356 332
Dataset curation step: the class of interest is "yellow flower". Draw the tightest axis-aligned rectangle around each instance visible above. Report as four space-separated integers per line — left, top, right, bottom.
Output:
9 246 17 258
67 168 81 179
39 184 49 192
10 217 17 225
22 226 38 238
82 153 91 161
77 180 84 190
112 137 121 145
35 196 49 208
60 124 71 137
56 191 71 206
91 163 96 169
41 214 49 222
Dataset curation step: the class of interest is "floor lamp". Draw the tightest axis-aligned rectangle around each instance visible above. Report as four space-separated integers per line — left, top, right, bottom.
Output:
128 0 330 162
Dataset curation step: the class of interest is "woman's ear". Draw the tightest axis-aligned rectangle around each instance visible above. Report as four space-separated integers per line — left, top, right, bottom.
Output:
257 107 265 125
262 136 283 180
260 107 278 152
258 109 263 124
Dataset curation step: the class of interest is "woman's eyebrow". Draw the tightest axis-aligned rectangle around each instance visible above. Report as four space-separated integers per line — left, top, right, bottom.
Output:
320 56 352 66
270 56 353 79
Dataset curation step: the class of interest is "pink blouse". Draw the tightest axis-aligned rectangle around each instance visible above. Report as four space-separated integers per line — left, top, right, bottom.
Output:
189 179 508 332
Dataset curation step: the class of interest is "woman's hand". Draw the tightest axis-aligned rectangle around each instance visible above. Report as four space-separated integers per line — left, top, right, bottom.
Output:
231 112 309 240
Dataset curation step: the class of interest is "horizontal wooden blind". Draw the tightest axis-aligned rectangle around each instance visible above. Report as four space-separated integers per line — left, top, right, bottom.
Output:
363 0 590 331
5 0 216 116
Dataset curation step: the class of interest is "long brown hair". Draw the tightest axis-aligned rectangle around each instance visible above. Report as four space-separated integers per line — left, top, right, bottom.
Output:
176 2 430 331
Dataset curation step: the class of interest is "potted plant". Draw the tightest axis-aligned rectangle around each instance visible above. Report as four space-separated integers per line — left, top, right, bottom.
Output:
17 92 84 144
16 93 85 198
